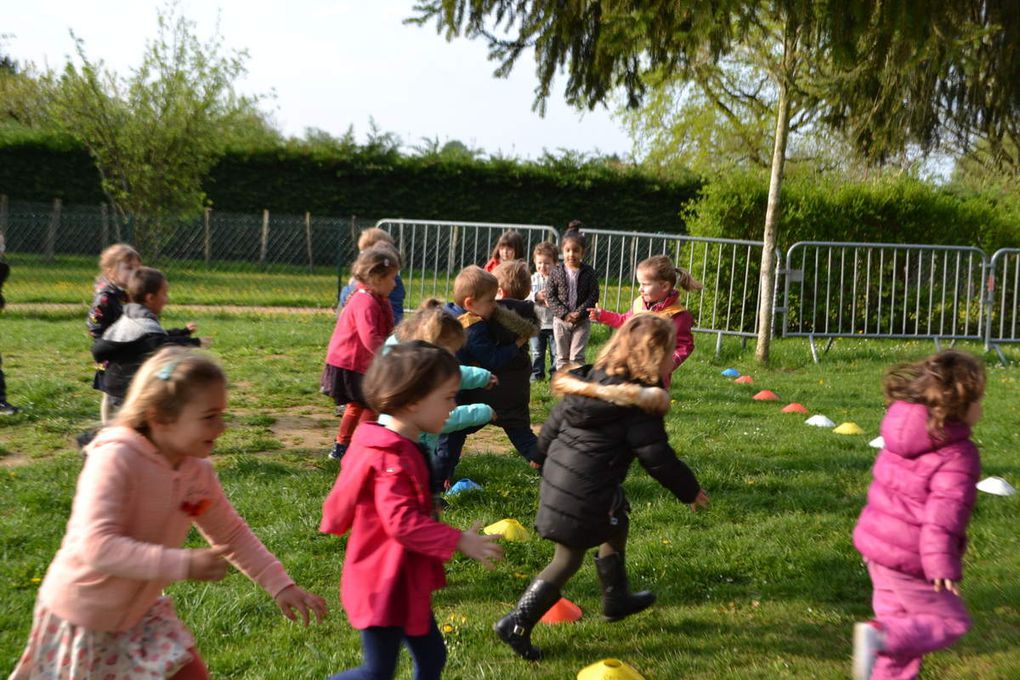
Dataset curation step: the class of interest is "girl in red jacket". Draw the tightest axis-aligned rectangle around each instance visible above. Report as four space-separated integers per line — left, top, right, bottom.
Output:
589 255 702 386
320 342 503 680
323 245 400 460
483 229 525 272
852 350 985 680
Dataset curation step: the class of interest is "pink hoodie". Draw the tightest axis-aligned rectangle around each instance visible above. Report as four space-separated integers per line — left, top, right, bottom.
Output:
852 401 980 582
37 427 294 632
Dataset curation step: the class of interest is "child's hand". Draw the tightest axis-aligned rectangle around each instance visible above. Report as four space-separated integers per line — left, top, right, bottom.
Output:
485 375 499 389
535 291 546 304
565 311 579 324
274 584 329 626
199 337 213 348
186 322 197 333
689 489 710 513
529 460 542 470
933 579 960 596
456 520 504 570
188 545 230 581
515 336 528 347
588 304 602 321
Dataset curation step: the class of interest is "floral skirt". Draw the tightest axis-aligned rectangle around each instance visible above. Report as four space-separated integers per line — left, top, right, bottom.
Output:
8 597 195 680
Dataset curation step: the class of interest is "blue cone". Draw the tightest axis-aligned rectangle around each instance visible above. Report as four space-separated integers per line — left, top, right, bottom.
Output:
721 368 740 377
446 478 483 496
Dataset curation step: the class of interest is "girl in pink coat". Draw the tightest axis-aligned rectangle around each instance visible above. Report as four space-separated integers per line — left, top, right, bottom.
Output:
9 347 326 680
852 350 985 680
320 341 503 680
589 255 702 386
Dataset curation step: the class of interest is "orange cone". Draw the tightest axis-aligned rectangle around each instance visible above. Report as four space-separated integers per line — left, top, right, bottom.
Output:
540 597 583 624
782 402 808 413
734 375 753 384
753 390 779 401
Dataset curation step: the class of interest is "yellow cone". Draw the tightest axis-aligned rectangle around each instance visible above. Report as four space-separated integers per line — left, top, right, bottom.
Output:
483 518 529 541
577 658 646 680
833 422 865 435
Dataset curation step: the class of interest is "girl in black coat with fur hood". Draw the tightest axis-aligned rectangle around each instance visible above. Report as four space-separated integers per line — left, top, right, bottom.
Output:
494 314 710 661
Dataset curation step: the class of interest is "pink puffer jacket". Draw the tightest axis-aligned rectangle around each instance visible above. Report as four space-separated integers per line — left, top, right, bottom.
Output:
852 400 980 581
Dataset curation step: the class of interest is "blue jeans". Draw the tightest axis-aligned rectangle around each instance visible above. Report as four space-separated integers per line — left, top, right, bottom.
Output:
328 616 445 680
433 425 539 493
529 328 555 379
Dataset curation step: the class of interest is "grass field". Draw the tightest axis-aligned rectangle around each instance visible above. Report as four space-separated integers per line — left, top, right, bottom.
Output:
1 308 1018 679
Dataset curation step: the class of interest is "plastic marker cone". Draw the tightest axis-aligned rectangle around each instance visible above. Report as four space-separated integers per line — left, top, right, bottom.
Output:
976 476 1016 496
577 658 646 680
446 479 483 496
483 518 529 541
734 375 754 384
753 390 779 401
782 403 808 414
805 415 835 428
869 436 885 449
833 422 864 435
540 597 583 624
721 368 740 377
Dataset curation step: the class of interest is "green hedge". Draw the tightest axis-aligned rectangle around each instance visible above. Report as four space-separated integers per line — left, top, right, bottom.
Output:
685 169 1020 252
0 131 702 232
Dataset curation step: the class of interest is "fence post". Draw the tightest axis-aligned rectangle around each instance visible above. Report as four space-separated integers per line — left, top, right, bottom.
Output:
305 211 313 268
112 204 122 242
260 209 269 266
100 203 109 247
0 194 8 248
204 208 212 264
46 198 61 262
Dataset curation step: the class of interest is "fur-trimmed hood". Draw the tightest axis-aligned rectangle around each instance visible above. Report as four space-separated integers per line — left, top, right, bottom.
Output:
551 368 670 416
491 302 540 339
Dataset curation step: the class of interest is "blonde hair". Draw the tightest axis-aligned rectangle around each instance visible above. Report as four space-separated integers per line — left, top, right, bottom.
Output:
638 255 703 292
357 227 395 251
493 260 531 300
595 315 676 385
395 299 465 352
114 347 226 434
352 244 400 284
99 243 141 273
452 265 498 307
363 341 460 415
489 230 525 262
882 350 985 439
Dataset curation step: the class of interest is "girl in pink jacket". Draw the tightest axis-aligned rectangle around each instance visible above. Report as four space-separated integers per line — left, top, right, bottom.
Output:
852 350 985 680
322 245 400 461
589 255 702 386
320 342 503 680
9 347 326 680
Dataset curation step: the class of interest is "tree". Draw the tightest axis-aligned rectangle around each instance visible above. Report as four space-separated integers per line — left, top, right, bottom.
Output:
50 5 265 257
411 0 1020 362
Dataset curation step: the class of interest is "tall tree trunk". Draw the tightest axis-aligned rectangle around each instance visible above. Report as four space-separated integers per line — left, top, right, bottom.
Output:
754 64 792 364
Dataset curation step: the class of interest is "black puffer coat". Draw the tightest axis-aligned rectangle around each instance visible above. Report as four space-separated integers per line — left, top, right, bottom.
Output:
534 366 701 548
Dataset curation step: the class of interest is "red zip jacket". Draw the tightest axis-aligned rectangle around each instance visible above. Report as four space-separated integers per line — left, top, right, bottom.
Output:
325 284 394 373
320 423 461 635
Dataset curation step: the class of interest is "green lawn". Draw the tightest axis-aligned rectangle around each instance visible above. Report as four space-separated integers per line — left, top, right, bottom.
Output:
1 310 1018 679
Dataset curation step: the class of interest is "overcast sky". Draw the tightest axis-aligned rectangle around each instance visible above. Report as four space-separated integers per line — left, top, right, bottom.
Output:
5 1 634 160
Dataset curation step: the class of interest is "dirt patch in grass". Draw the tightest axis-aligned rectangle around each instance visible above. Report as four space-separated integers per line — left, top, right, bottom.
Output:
269 412 336 451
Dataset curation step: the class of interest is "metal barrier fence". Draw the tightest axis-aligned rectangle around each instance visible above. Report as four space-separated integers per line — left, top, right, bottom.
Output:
781 241 989 361
986 248 1020 363
375 219 559 304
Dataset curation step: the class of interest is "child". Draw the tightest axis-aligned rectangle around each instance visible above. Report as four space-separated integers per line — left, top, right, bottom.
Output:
545 229 599 370
379 299 497 477
91 267 203 418
0 236 17 415
320 342 504 680
851 350 985 680
87 243 142 421
9 347 327 679
322 245 400 460
483 229 525 272
590 254 702 386
435 266 540 493
527 241 557 381
338 228 406 323
494 315 708 661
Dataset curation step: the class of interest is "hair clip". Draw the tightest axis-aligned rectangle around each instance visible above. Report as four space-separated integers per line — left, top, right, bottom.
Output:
157 361 178 381
383 258 391 268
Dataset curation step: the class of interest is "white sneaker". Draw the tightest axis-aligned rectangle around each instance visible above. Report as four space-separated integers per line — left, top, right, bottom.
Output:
853 622 882 680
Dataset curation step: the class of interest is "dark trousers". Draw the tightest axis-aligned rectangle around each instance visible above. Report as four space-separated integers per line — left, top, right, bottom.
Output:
433 424 539 494
530 328 555 379
327 616 446 680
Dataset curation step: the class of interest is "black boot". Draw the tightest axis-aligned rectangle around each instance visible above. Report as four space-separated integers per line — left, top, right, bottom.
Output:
594 552 656 622
493 579 560 660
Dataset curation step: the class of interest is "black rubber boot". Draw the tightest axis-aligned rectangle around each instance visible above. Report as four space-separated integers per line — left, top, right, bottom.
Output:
493 579 560 660
594 552 656 622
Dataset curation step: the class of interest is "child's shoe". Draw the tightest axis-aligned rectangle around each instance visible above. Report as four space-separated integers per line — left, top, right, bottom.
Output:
328 442 348 461
853 621 883 680
0 400 19 416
